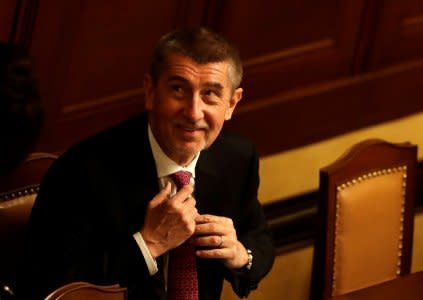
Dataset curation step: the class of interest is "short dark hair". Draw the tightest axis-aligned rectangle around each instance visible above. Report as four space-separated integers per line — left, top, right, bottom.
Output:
0 42 43 175
149 27 243 89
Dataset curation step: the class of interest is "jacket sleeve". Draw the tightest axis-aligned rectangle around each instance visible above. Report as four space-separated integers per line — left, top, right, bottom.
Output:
224 143 275 298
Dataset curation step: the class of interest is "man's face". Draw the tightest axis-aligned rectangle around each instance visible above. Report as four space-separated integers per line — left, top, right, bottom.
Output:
144 53 242 166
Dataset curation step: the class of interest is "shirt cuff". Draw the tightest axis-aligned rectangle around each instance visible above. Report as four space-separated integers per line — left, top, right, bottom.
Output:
133 231 159 275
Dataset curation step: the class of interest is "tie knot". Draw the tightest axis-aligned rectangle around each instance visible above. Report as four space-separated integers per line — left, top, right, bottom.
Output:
170 171 192 190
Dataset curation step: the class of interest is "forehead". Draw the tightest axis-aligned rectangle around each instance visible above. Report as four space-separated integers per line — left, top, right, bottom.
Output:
161 53 232 87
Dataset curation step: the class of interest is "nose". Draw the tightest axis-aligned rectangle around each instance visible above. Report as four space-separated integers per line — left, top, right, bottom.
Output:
184 93 204 122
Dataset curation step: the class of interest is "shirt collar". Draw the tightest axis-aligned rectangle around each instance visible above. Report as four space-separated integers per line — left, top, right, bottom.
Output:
148 124 199 179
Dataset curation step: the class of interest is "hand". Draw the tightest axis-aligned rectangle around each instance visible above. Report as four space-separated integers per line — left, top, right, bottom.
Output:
192 214 249 269
140 182 198 258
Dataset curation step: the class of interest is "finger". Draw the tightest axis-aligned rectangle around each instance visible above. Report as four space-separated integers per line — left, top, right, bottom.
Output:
177 206 198 236
183 193 196 204
195 222 225 236
191 235 222 248
176 194 197 214
171 196 198 225
149 182 171 206
195 214 232 225
169 184 194 205
181 200 198 219
195 214 219 224
195 247 232 259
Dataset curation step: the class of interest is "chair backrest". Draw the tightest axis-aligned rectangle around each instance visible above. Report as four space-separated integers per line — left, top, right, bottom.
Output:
310 139 417 300
44 282 127 300
0 152 57 293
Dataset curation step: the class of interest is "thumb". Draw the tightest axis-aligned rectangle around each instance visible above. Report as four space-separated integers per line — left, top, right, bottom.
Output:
149 182 171 207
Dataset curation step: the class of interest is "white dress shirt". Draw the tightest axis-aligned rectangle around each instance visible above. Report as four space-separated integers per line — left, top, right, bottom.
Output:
133 125 199 275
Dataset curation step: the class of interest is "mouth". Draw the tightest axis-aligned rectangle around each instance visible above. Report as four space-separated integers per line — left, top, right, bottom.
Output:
175 124 206 140
181 127 200 132
177 123 206 132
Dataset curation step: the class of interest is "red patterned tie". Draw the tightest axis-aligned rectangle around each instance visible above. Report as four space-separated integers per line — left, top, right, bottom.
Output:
167 171 199 300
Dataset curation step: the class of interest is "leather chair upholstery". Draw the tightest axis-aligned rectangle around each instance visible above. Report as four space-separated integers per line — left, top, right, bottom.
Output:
0 152 57 295
310 139 417 300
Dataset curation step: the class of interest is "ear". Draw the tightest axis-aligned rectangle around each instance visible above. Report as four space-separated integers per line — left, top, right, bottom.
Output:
143 74 154 111
225 87 243 120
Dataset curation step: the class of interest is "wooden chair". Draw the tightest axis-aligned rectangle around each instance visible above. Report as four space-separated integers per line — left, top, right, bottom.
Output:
44 281 127 300
310 139 417 300
0 152 57 295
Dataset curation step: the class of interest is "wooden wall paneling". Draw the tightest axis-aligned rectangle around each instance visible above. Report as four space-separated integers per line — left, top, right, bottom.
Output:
30 0 88 151
0 0 17 42
205 0 365 102
17 0 423 157
350 0 380 74
177 0 209 27
8 0 39 50
366 0 423 70
227 59 423 157
197 0 224 27
30 0 204 153
215 0 423 157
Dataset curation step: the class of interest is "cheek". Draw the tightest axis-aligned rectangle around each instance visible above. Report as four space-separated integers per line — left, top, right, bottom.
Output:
205 111 226 136
210 108 228 127
155 99 180 119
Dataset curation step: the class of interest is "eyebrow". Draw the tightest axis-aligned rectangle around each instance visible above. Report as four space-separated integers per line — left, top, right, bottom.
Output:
203 82 224 91
167 75 188 83
167 75 224 91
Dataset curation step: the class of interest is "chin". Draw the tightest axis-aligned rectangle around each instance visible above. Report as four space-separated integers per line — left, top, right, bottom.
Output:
174 143 205 157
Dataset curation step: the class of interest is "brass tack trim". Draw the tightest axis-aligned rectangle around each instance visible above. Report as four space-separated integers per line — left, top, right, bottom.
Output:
0 184 39 202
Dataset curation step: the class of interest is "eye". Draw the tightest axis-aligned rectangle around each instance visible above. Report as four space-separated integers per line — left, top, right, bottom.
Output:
204 90 215 96
203 89 222 98
170 84 184 97
171 85 182 92
202 89 223 105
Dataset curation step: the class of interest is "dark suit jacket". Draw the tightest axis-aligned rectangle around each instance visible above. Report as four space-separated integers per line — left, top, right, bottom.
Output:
18 113 274 300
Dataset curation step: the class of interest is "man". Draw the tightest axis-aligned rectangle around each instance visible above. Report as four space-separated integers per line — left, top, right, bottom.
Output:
0 42 43 176
19 27 274 300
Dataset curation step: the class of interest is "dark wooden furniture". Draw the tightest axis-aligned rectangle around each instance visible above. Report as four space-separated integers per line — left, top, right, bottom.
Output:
44 281 127 300
310 139 418 300
0 152 57 295
330 270 423 300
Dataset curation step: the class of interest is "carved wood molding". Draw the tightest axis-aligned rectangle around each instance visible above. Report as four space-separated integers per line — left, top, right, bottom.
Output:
61 88 144 115
243 39 335 68
227 59 423 157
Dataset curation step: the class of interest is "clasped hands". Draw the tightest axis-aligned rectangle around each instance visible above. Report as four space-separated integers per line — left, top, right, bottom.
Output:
141 182 249 269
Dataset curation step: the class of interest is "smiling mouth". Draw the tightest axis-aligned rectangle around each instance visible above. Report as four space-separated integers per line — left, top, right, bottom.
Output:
182 127 199 131
177 124 206 132
176 126 206 140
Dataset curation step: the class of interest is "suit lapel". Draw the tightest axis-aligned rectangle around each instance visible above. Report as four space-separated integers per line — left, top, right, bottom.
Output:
195 151 222 215
118 114 160 232
120 116 167 298
195 147 230 300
